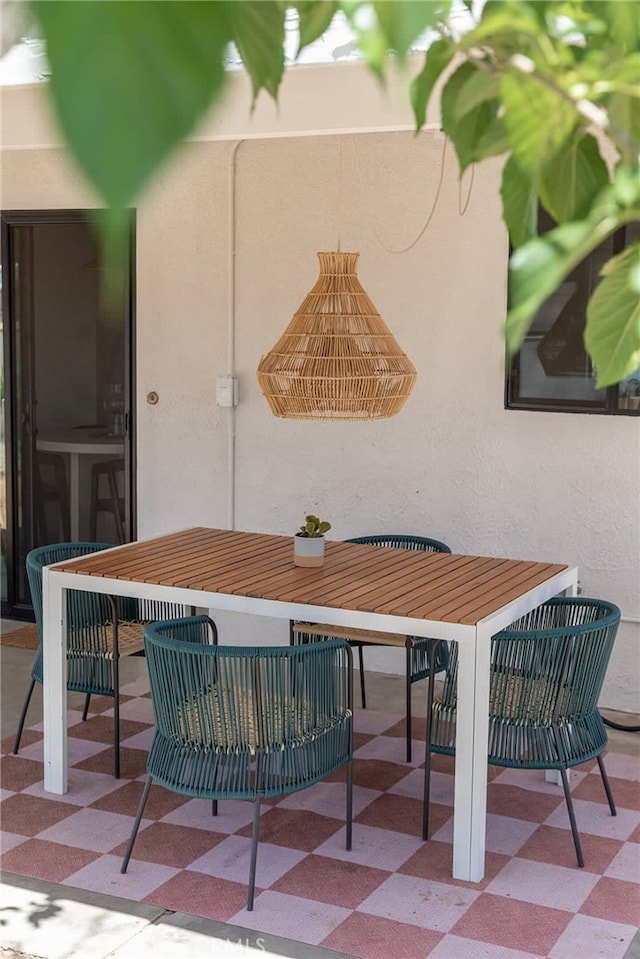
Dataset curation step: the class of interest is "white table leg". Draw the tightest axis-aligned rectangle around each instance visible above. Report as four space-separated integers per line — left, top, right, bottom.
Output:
68 452 80 541
453 627 492 881
43 568 67 794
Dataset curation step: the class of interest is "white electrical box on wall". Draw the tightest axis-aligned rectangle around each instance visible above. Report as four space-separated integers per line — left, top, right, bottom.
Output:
216 375 238 407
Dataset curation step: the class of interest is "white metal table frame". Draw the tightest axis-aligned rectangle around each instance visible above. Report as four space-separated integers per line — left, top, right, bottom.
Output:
42 544 577 883
36 432 124 540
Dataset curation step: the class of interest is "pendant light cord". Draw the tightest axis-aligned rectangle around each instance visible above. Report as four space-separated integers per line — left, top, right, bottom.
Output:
351 133 448 255
337 134 343 252
458 163 475 215
351 133 476 255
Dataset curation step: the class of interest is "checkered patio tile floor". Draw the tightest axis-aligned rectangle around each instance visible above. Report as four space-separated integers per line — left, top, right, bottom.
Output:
1 673 638 959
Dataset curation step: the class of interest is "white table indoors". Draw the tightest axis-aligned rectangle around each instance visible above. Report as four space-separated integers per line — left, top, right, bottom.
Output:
36 430 124 540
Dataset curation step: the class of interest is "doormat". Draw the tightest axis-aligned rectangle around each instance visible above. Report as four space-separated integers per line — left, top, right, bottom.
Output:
0 625 39 651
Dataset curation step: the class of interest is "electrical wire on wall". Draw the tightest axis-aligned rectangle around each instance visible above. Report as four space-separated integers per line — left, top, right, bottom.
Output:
226 138 245 530
350 132 475 256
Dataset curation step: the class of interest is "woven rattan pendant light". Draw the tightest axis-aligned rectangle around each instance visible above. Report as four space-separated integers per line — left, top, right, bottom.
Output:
257 251 417 420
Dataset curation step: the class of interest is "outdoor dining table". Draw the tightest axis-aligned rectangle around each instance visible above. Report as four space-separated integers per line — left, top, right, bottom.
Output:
41 526 577 882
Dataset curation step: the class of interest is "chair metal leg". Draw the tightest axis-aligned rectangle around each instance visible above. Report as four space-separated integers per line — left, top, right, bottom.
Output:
81 693 91 722
121 775 153 873
13 679 36 754
212 800 218 816
357 644 366 709
346 759 353 851
422 641 440 841
558 764 585 867
247 793 263 911
405 643 412 763
596 754 617 816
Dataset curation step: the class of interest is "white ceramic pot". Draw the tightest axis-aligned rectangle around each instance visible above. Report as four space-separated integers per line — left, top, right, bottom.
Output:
293 535 325 567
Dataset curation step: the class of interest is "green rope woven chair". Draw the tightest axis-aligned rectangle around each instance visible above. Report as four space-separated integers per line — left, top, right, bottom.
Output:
14 542 197 778
422 596 621 867
121 617 354 911
291 533 451 761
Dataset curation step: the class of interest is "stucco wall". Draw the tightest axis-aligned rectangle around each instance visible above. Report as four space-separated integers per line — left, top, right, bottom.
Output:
2 80 638 712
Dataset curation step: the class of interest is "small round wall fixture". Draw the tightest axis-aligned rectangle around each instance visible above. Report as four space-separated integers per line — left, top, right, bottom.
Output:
256 251 417 420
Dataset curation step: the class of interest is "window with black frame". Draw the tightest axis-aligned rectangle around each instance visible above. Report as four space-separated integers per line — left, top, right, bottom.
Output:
506 211 640 415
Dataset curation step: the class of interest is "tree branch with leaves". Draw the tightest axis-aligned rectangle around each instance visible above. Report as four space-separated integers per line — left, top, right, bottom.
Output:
18 0 640 386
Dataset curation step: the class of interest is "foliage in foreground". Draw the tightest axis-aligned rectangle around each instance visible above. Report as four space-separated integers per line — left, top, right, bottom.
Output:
24 0 640 386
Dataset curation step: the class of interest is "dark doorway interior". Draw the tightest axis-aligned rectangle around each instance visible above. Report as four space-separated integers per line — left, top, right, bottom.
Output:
1 210 135 618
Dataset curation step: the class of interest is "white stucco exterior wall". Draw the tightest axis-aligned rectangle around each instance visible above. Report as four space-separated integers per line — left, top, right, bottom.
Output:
1 68 638 712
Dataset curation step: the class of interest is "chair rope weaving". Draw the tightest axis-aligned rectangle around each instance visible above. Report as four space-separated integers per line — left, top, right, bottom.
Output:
422 596 621 867
291 533 451 761
14 542 197 779
121 617 354 910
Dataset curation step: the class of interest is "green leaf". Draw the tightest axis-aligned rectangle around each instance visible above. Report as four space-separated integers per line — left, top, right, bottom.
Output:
501 73 578 173
294 1 338 55
609 92 640 165
464 2 545 47
228 0 285 102
585 240 640 387
500 155 538 248
454 68 501 120
32 0 232 209
591 0 640 53
507 220 596 355
410 38 455 129
473 113 510 161
373 0 446 60
539 133 610 223
505 177 640 357
441 63 501 171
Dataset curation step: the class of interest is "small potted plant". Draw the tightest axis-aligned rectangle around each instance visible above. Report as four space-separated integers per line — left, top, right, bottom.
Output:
293 514 331 567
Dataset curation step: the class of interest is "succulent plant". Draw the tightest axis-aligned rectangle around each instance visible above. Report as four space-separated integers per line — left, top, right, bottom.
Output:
296 514 331 538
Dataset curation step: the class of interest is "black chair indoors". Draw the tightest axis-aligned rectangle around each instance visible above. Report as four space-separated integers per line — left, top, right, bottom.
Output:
422 596 621 867
291 533 452 761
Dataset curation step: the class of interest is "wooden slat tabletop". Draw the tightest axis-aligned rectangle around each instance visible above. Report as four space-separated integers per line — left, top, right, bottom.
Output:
52 527 570 627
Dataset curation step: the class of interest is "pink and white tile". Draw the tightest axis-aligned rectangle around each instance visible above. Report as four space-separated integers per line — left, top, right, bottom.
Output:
0 831 30 854
547 912 638 959
231 890 350 944
119 728 155 752
322 911 443 959
492 766 588 795
119 676 151 697
451 894 574 956
432 812 538 856
188 835 306 887
276 780 379 818
545 799 639 840
355 734 419 766
357 873 480 932
604 841 640 882
19 735 108 767
315 822 423 871
116 697 155 724
64 852 179 901
36 807 137 852
24 768 124 806
352 708 402 735
389 767 454 806
599 752 640 781
430 934 542 958
161 796 257 834
485 858 600 912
